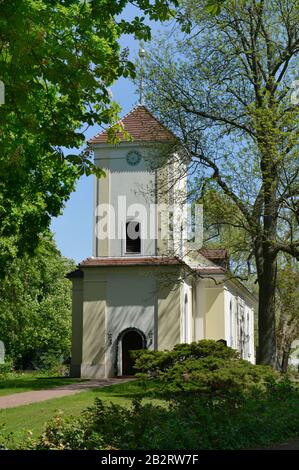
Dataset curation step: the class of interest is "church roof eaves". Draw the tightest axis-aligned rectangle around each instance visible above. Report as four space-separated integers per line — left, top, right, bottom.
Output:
195 266 227 275
79 256 184 267
66 269 84 279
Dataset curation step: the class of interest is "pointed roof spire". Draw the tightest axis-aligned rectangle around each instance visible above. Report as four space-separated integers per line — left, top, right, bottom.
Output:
138 46 146 106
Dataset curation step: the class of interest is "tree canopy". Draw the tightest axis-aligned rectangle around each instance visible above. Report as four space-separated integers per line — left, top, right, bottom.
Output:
0 237 75 369
140 0 299 365
0 0 189 269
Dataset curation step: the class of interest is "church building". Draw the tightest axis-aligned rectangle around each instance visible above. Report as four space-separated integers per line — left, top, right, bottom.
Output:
68 105 256 379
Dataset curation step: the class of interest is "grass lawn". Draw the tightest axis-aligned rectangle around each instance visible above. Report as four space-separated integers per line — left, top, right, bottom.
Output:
0 380 160 448
0 371 86 396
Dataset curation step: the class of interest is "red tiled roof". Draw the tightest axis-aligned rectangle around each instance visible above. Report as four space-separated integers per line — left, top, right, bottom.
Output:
68 256 227 279
199 248 229 270
79 257 183 267
89 105 176 144
199 248 228 260
195 267 226 275
78 256 227 274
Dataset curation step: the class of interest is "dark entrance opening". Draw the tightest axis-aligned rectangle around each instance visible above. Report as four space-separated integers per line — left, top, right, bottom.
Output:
126 221 141 253
121 330 143 376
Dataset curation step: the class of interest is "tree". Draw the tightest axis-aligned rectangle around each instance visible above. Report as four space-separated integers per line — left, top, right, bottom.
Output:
0 237 75 369
0 0 187 270
140 0 299 366
198 189 298 371
197 188 255 283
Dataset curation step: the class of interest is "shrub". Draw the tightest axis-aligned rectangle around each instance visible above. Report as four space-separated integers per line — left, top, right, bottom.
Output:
32 351 70 376
132 340 276 398
0 360 13 379
133 340 239 374
35 412 98 450
34 380 299 450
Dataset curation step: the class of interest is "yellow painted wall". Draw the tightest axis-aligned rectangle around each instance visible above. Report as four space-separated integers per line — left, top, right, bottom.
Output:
82 279 106 373
205 287 225 340
71 265 183 377
70 278 83 377
95 171 109 257
157 274 181 350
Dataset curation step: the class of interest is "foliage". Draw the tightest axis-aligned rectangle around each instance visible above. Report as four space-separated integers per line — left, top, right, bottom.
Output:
205 0 227 15
0 0 187 268
140 0 299 366
197 189 257 287
0 379 141 448
0 360 13 380
0 373 297 450
132 341 276 397
133 340 239 374
32 379 299 450
0 237 75 369
276 257 299 372
198 192 298 371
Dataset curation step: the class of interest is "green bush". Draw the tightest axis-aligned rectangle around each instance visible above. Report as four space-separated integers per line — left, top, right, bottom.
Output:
132 340 276 397
32 351 70 376
33 380 299 450
0 360 13 379
9 341 297 450
133 340 239 373
0 238 75 370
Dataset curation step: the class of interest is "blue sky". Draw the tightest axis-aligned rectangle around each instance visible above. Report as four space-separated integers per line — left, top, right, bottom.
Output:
51 6 167 263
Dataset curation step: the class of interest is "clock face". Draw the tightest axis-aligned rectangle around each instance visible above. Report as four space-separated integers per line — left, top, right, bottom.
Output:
126 150 142 166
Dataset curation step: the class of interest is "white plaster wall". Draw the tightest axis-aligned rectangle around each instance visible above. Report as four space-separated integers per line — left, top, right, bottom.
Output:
93 144 188 258
94 145 157 257
172 156 187 257
224 282 256 363
245 305 255 363
105 271 156 376
224 288 232 346
231 296 238 350
289 340 299 369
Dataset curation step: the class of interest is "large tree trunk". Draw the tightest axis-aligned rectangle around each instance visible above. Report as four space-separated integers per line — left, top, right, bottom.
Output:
255 241 277 366
254 138 279 367
281 348 290 373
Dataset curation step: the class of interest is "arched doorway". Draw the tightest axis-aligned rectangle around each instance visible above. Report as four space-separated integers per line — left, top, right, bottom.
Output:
121 330 144 376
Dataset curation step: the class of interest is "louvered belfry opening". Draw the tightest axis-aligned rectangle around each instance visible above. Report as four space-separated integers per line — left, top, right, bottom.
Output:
126 221 141 253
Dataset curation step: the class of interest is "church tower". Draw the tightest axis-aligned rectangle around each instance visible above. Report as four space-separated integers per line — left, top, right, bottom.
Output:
68 105 256 379
90 104 186 259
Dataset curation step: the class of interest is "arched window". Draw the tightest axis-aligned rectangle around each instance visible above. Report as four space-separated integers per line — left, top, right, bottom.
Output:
229 299 233 347
184 293 188 343
126 221 141 253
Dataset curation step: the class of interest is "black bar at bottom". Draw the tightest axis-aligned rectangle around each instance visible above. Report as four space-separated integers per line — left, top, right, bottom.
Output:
0 449 294 466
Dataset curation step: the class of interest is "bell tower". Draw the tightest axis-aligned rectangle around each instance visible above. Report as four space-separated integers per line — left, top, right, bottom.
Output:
89 105 187 259
69 101 256 381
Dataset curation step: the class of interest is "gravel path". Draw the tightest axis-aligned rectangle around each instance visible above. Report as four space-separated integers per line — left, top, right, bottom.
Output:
0 378 132 409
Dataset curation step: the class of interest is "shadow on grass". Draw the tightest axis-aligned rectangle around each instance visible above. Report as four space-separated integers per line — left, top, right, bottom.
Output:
89 379 161 400
0 375 85 393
